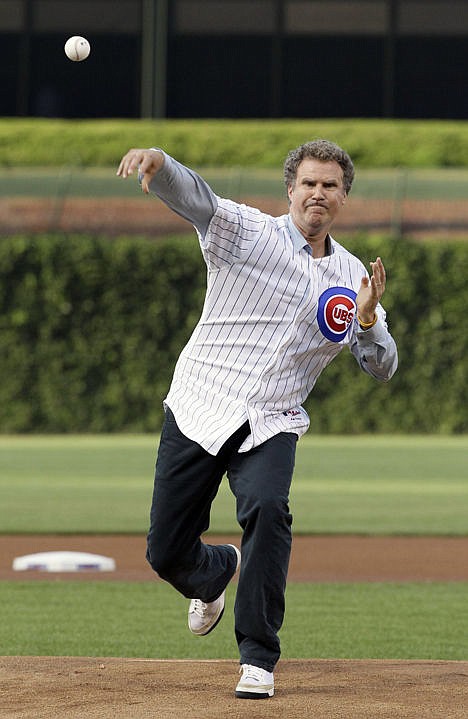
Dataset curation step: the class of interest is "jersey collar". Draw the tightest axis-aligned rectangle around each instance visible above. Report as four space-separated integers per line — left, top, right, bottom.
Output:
287 214 333 256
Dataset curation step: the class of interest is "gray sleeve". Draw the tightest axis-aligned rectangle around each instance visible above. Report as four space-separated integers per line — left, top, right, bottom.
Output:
147 150 218 237
349 316 398 382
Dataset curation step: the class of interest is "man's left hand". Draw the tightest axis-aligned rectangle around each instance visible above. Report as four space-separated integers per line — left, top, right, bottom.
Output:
356 256 387 324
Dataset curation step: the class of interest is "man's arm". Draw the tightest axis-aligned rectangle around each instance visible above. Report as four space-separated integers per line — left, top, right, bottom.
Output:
117 148 217 236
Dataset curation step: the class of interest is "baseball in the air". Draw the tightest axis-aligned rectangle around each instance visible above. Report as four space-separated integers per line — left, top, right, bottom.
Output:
64 36 91 62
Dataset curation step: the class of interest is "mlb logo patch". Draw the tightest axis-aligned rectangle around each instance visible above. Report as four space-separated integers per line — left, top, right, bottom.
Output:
317 286 357 342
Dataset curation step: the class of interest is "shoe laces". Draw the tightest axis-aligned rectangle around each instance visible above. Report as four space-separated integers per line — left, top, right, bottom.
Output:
191 598 208 617
240 664 266 682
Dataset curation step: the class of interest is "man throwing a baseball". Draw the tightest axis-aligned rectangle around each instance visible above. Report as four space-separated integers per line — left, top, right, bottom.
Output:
117 139 398 699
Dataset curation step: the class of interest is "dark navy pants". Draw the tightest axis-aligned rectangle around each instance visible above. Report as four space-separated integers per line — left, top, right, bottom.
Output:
146 408 297 672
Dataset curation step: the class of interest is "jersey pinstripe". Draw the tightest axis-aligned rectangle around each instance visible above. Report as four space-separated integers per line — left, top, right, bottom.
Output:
164 197 396 455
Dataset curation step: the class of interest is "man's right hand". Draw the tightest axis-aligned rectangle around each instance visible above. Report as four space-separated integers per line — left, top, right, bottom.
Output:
117 148 165 194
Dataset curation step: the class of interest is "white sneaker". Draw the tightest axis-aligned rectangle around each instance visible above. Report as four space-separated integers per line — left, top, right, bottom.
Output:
235 664 274 699
188 594 225 636
188 545 241 636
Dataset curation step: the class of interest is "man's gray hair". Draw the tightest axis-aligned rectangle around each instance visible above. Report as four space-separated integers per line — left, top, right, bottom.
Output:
283 139 355 195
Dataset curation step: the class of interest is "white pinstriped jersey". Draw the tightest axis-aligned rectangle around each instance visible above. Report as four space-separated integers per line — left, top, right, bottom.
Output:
150 153 398 455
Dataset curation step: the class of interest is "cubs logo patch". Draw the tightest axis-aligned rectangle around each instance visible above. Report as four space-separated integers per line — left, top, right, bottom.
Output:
317 286 357 342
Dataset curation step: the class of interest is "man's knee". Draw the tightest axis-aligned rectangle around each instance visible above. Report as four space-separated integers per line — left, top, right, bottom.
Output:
146 535 180 580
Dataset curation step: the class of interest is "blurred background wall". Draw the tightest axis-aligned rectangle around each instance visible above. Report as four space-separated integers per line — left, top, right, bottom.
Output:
1 0 467 120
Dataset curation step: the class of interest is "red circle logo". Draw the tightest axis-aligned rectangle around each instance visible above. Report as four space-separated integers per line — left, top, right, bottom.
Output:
325 294 356 333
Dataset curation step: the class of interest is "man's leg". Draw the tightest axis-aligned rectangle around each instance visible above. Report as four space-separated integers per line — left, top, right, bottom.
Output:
146 408 246 602
227 432 297 672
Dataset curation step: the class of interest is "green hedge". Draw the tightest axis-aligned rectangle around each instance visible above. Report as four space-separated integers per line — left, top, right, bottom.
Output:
0 233 466 434
0 235 205 432
1 118 468 168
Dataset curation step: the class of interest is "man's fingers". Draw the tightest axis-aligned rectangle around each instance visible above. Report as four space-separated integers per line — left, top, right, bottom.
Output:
116 154 136 178
117 149 145 178
117 149 163 193
140 175 151 194
116 156 127 177
117 150 153 195
371 257 386 278
370 257 386 291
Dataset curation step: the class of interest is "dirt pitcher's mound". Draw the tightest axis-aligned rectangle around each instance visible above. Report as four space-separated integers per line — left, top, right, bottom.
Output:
2 656 468 719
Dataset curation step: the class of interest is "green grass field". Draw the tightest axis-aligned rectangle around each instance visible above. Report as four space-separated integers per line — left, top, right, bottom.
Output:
0 434 466 534
1 434 466 661
0 581 466 660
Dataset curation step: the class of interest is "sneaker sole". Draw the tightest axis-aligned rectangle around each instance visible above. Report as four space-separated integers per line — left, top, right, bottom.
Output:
235 688 274 700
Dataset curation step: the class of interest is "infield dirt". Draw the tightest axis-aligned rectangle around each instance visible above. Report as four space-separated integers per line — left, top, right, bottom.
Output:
0 195 467 238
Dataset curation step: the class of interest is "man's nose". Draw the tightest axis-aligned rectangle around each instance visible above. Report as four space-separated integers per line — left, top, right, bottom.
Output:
311 184 325 198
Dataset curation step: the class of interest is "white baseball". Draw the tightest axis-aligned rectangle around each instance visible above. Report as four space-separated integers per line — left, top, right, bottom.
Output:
64 36 91 62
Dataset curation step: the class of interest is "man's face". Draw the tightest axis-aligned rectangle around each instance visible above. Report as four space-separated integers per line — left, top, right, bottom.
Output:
288 158 347 240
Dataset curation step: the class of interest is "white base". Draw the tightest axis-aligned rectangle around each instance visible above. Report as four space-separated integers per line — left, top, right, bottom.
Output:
12 551 116 572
